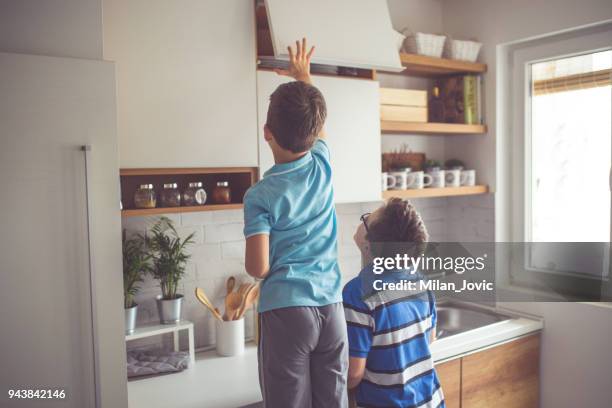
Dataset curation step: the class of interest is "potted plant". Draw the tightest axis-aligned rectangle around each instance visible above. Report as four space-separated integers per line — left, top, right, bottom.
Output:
122 230 151 334
147 217 195 324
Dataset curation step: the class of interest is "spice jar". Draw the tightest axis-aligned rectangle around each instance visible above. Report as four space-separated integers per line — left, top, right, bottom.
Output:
134 184 156 209
212 181 231 204
182 182 207 206
160 183 181 207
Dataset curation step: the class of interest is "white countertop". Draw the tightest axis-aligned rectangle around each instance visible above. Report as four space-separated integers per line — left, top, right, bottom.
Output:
128 344 262 408
129 309 543 408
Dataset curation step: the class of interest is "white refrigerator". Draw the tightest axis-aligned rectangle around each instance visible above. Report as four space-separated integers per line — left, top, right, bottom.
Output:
0 52 127 407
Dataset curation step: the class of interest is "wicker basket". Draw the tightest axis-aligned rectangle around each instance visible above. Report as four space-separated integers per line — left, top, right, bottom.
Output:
402 32 446 58
444 38 482 62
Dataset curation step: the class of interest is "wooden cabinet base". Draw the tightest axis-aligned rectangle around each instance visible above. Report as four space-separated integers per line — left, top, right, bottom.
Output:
435 359 461 408
461 334 540 408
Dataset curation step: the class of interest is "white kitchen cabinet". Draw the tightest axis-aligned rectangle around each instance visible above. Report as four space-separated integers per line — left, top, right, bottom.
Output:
264 0 402 71
256 70 382 203
103 0 258 168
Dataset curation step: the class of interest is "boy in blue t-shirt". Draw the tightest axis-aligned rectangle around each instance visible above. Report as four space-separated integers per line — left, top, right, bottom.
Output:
343 198 445 408
243 38 347 408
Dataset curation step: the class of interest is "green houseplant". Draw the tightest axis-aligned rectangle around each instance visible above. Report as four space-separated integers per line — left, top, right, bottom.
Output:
147 217 195 324
122 230 151 334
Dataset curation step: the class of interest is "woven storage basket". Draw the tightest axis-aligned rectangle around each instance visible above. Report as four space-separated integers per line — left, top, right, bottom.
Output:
402 32 446 58
444 38 482 62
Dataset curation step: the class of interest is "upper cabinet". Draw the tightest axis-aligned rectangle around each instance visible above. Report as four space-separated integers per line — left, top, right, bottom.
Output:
257 71 382 203
103 0 258 168
263 0 402 72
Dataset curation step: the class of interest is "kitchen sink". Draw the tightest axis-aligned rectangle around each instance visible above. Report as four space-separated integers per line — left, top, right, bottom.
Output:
436 301 513 338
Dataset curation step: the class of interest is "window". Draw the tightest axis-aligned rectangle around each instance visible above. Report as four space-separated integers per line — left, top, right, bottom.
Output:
499 23 612 299
529 50 611 243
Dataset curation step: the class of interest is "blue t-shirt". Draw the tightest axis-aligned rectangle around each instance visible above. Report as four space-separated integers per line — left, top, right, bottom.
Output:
243 139 341 313
343 265 445 408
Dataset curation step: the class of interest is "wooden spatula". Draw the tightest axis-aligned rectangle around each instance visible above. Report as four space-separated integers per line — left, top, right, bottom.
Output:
195 287 223 321
236 283 260 320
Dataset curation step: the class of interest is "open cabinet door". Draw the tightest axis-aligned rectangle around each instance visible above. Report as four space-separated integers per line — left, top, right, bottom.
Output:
264 0 402 71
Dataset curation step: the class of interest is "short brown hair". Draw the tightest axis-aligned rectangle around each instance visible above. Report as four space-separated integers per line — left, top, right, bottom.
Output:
366 198 429 258
266 81 327 153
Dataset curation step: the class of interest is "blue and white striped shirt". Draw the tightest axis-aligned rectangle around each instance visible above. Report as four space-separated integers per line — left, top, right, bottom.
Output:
343 265 445 408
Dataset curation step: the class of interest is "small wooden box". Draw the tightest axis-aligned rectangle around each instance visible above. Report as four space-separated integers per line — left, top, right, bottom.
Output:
380 88 427 123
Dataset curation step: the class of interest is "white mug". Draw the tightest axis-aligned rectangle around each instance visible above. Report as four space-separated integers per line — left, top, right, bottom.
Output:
461 169 476 186
445 169 462 187
389 171 409 190
406 171 433 189
427 169 445 188
382 172 397 191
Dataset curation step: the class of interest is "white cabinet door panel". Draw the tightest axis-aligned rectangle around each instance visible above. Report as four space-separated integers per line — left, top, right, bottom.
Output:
257 71 382 203
104 0 258 168
265 0 402 71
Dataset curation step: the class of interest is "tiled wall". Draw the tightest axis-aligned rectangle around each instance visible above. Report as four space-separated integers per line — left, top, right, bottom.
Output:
122 197 492 351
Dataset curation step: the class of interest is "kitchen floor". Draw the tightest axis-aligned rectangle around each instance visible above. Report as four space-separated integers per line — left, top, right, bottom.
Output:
128 343 262 408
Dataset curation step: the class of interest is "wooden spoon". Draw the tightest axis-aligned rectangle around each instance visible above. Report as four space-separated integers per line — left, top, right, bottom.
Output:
236 283 260 320
224 291 243 321
226 276 236 295
194 287 223 321
237 283 250 296
224 276 240 320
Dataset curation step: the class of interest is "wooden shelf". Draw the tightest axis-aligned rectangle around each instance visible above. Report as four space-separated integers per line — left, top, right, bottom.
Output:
121 204 243 218
120 167 257 217
120 167 255 177
382 185 488 199
391 53 487 77
381 121 487 135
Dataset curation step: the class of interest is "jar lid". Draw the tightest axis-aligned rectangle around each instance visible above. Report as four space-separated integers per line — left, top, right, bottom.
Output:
163 183 178 189
188 182 203 188
216 181 229 187
139 184 154 189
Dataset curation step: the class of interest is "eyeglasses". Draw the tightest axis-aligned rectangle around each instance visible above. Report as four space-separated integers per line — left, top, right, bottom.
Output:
360 212 371 233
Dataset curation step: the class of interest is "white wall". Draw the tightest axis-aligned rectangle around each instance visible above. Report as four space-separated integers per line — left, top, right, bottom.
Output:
442 0 612 191
0 0 103 59
122 200 449 351
440 1 612 406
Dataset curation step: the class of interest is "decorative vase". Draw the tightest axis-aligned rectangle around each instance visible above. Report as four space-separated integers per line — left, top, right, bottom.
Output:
156 294 183 324
125 304 138 334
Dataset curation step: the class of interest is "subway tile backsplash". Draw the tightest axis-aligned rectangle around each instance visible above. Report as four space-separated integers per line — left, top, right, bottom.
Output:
123 198 493 352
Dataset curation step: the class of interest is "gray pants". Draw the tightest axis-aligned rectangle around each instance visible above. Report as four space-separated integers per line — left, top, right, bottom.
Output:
258 303 348 408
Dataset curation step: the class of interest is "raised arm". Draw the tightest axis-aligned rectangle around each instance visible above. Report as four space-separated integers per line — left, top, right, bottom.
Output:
275 38 326 140
274 37 314 84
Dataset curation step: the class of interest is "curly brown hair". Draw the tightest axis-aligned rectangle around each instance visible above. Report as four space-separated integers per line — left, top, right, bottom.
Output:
366 198 429 259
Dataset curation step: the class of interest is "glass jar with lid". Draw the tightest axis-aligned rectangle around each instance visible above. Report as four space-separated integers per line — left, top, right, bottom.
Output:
134 184 156 209
182 182 207 206
160 183 181 207
212 181 231 204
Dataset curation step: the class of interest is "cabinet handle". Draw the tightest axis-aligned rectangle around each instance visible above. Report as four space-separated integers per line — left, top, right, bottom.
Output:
81 145 101 408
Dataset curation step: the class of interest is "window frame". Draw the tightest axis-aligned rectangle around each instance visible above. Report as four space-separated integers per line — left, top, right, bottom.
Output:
497 21 612 300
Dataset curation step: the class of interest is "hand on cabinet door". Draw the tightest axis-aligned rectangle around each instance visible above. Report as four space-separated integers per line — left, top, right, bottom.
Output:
274 38 327 141
274 37 314 84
